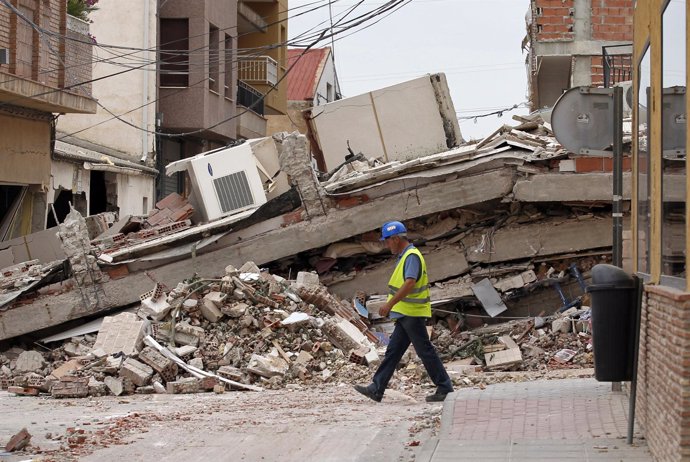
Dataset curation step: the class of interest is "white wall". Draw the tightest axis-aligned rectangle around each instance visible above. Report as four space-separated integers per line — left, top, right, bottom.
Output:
311 76 452 171
58 0 158 162
49 161 91 208
313 51 339 105
117 174 155 216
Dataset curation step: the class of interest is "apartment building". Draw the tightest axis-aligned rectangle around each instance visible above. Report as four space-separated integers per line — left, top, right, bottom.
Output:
0 0 95 239
525 0 633 110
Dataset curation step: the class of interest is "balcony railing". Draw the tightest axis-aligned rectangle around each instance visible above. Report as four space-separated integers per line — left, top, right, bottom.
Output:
238 56 278 86
237 80 264 115
602 45 633 88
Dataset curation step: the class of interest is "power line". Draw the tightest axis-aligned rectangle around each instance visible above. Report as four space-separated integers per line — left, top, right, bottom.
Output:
456 102 529 122
56 0 414 139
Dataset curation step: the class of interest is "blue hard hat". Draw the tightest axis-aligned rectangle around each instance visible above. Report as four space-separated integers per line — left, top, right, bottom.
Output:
380 221 407 240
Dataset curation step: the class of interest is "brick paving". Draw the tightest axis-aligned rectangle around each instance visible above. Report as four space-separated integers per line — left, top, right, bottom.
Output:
418 378 653 462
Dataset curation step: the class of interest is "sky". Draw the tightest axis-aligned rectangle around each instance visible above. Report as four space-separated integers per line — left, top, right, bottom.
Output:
288 0 532 141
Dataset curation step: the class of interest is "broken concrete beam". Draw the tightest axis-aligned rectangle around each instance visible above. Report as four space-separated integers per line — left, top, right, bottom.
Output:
138 346 178 382
246 353 289 378
119 358 154 387
329 245 469 299
322 318 367 353
166 377 200 394
465 217 615 264
91 312 147 356
513 172 632 202
51 376 89 398
4 428 31 452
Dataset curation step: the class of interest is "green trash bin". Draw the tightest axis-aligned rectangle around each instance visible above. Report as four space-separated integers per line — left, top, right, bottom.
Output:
586 264 638 382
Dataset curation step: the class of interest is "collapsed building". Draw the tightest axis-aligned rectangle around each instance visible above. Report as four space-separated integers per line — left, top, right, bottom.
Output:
0 73 628 396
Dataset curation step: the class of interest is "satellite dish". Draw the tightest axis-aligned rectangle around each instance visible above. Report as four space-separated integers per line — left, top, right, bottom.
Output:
551 86 614 154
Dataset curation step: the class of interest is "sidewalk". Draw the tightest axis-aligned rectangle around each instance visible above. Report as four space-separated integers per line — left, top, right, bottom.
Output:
418 377 652 462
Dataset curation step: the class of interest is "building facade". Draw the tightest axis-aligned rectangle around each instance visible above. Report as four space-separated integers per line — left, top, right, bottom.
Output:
525 0 634 111
0 0 96 239
157 0 239 200
237 0 288 138
55 0 158 225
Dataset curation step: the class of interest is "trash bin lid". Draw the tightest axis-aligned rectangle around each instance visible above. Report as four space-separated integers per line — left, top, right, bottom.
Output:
586 264 636 291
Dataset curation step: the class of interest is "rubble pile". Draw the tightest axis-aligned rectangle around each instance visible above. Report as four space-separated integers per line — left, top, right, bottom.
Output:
0 259 595 400
432 305 593 375
0 264 383 398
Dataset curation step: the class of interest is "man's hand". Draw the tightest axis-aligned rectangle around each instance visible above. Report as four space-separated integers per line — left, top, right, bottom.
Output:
379 303 392 317
379 278 417 317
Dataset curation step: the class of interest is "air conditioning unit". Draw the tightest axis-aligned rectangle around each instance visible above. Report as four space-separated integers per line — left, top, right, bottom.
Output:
166 141 269 222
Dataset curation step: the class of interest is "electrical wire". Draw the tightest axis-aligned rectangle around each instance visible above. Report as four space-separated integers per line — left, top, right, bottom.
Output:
53 0 414 139
457 102 529 122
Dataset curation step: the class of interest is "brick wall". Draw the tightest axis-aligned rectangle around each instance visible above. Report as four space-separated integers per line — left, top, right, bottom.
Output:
637 285 690 461
591 0 634 42
0 2 9 51
533 0 575 41
64 15 92 95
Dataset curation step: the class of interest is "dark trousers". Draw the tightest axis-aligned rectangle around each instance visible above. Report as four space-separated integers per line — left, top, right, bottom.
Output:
371 315 453 396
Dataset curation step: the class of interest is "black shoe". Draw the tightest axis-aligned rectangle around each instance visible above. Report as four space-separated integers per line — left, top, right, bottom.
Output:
354 384 382 402
425 390 451 402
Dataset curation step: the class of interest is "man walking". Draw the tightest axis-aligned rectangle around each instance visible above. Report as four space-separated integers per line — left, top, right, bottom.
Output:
355 221 454 403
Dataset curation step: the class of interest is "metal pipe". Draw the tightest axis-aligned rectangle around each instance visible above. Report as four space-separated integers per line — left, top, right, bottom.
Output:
628 275 643 444
613 86 624 267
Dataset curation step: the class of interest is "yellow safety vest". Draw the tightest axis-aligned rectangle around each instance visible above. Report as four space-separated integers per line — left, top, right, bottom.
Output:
388 246 431 318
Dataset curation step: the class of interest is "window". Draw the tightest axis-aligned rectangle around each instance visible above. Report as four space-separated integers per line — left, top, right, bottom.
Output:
160 18 189 87
661 0 687 278
637 45 651 274
209 25 219 93
224 34 234 100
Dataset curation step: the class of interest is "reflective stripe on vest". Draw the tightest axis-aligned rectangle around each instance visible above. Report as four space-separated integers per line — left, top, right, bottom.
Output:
387 246 431 318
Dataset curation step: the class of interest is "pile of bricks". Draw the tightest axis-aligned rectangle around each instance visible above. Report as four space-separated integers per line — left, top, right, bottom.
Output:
145 193 194 228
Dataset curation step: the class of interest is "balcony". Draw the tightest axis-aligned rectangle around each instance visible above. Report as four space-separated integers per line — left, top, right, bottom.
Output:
602 44 633 88
0 14 96 114
238 56 278 86
237 81 267 138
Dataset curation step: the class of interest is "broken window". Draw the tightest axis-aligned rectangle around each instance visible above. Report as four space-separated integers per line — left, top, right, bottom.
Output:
209 24 219 93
